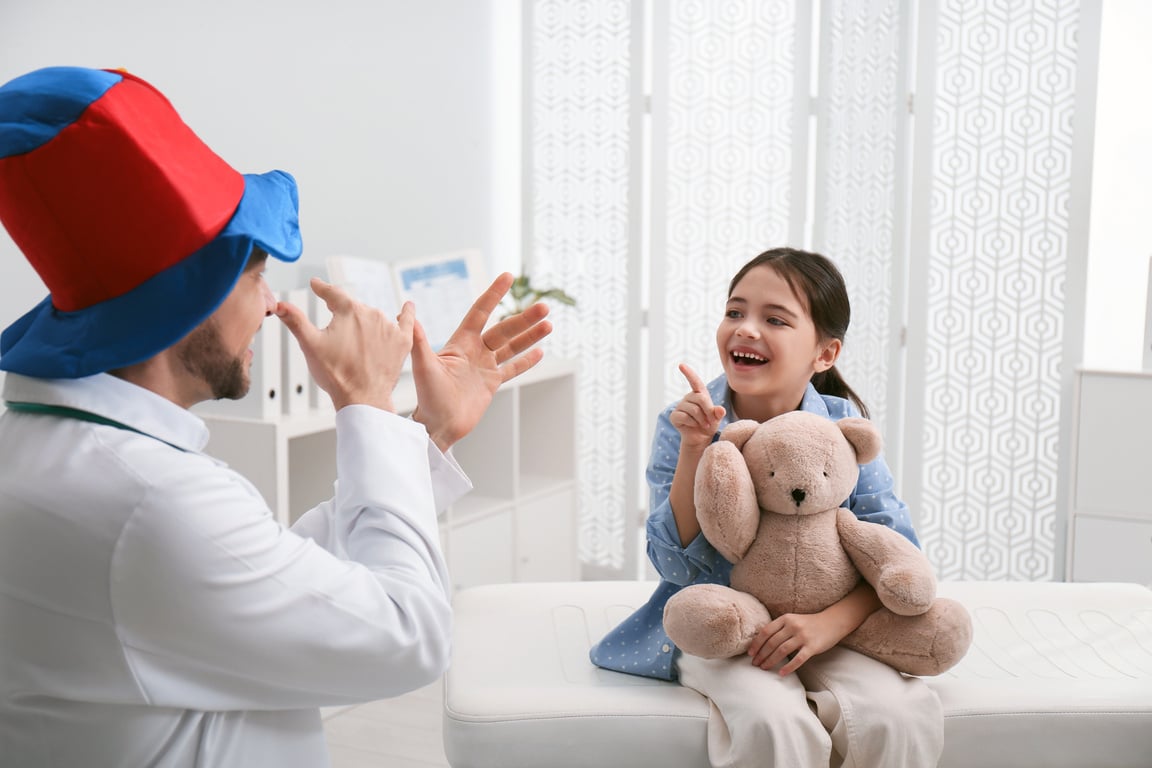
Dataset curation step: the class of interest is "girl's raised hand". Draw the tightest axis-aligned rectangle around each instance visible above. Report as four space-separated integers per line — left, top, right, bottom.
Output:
669 363 726 452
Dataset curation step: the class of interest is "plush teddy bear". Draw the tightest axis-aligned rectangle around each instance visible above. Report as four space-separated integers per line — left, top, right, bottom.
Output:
663 411 972 677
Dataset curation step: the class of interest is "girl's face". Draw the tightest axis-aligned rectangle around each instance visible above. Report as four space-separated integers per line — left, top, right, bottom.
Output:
716 264 840 421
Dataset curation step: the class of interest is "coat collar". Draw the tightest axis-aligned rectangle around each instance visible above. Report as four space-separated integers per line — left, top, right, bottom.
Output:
2 372 210 453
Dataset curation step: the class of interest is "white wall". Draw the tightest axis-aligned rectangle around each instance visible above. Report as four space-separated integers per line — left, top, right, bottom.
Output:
1084 0 1152 370
0 0 508 341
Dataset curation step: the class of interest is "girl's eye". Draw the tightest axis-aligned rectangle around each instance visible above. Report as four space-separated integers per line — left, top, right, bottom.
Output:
725 309 743 319
766 317 787 327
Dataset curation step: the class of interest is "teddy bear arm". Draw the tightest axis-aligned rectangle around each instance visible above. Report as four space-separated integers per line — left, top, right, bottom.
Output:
694 441 760 563
836 508 936 616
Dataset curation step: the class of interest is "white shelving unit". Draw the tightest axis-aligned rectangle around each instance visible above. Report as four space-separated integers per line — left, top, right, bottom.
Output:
198 357 580 592
1066 368 1152 585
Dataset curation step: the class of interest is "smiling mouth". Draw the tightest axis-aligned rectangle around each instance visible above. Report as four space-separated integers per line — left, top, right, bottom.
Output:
730 351 767 367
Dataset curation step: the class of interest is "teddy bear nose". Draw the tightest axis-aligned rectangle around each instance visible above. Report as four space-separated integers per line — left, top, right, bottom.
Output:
791 488 806 505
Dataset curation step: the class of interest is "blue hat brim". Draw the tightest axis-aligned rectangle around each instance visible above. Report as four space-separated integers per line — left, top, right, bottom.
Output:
0 170 302 379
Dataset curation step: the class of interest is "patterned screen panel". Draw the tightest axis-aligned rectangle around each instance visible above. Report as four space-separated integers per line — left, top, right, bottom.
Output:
656 0 802 409
910 0 1085 580
812 0 907 448
529 0 634 569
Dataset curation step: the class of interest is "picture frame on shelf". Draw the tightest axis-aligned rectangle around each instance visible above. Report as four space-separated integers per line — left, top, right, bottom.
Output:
392 249 486 352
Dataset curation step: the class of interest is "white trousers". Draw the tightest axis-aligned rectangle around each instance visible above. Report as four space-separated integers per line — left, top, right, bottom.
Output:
676 647 943 768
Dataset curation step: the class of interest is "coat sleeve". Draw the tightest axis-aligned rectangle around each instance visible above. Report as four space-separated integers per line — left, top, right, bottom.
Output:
111 407 464 711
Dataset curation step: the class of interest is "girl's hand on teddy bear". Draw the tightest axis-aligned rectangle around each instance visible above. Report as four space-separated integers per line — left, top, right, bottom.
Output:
748 612 844 676
670 363 727 452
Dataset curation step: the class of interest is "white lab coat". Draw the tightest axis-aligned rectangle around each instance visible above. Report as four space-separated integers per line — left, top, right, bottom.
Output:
0 372 470 767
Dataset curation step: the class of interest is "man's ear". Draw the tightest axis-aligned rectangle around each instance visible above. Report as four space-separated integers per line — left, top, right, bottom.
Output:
814 337 842 373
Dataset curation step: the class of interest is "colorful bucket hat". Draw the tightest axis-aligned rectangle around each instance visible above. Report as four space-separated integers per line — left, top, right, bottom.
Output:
0 66 302 379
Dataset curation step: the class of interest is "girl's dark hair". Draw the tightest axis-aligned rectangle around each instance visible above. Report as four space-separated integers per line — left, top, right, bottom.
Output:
728 247 869 419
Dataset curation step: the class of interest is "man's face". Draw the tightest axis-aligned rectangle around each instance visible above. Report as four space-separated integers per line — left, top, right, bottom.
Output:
173 253 276 404
177 319 249 400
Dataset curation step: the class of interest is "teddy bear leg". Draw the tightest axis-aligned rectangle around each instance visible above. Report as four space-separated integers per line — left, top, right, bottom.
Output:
841 598 974 677
664 584 773 659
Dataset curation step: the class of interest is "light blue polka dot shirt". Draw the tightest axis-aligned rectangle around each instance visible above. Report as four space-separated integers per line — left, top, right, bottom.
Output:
588 376 919 681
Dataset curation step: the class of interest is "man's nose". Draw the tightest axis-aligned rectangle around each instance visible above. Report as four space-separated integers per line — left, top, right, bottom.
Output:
262 280 277 316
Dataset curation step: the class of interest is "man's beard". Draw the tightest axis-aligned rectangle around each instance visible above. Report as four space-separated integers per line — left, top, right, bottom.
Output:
178 321 249 400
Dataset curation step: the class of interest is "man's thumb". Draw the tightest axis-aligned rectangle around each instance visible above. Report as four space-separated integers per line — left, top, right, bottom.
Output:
410 318 434 369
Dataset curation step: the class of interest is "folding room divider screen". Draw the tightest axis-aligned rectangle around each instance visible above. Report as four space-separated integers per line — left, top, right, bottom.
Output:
524 0 1101 581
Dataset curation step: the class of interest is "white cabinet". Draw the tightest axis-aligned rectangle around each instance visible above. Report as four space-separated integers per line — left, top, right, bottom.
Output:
1066 369 1152 584
197 358 580 591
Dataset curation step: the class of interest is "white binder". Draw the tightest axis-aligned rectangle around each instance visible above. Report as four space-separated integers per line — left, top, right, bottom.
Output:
308 289 335 413
281 289 310 416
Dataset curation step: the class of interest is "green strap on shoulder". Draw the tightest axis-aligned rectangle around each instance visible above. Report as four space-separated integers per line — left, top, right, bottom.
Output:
4 400 187 452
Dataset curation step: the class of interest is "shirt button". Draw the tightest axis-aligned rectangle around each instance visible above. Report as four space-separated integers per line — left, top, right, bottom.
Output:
662 644 671 653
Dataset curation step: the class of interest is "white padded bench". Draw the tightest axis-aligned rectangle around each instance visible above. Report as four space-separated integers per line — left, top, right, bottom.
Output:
444 580 1152 768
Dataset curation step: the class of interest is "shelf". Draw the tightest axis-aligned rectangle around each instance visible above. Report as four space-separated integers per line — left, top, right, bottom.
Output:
451 494 515 521
198 356 580 589
1068 369 1152 583
519 474 575 501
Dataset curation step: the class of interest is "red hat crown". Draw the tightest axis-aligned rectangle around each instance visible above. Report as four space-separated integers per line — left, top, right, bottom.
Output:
0 69 244 311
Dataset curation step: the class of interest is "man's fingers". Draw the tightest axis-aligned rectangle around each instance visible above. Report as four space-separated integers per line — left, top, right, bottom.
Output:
496 347 545 384
679 363 708 395
456 272 516 336
492 318 552 363
310 276 356 314
481 301 550 352
396 301 416 334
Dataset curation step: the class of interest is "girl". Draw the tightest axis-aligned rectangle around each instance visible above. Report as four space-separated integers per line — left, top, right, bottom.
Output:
590 248 942 767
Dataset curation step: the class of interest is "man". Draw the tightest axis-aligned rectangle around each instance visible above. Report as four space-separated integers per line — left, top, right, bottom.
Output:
0 66 551 766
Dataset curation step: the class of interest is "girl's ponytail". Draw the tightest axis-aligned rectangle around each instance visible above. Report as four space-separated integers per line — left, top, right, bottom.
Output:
811 364 869 419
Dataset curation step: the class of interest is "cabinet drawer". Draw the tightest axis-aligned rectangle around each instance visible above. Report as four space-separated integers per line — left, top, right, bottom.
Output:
448 509 515 591
515 487 578 582
1071 515 1152 584
1075 372 1152 515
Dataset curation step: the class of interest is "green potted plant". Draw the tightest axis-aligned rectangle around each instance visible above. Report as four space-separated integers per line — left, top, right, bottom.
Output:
500 273 576 318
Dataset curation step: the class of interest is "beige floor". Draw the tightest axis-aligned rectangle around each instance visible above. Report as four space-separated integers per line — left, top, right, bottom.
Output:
323 679 450 768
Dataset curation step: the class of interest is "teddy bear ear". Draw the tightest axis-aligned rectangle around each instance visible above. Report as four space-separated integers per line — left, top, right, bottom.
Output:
718 419 760 449
838 417 882 464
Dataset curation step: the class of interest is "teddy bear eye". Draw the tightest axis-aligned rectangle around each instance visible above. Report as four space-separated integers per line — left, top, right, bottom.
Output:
823 471 828 477
770 471 775 477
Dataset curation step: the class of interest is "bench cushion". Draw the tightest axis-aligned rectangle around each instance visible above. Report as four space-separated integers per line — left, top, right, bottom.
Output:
443 580 1152 768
